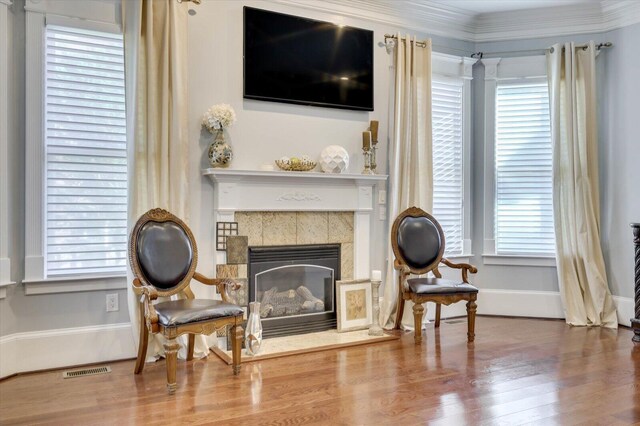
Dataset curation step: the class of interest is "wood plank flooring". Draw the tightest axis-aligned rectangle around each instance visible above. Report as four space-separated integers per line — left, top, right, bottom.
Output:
1 316 640 425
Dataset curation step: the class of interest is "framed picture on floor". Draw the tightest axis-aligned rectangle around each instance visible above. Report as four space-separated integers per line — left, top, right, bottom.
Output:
336 279 373 332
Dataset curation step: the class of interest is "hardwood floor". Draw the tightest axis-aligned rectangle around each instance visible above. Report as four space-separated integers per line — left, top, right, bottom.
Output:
1 316 640 425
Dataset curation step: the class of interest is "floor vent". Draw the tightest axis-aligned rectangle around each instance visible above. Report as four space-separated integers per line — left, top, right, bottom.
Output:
62 366 111 379
444 320 465 324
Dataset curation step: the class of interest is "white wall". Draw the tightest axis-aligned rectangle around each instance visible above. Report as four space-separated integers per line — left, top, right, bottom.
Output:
599 23 640 299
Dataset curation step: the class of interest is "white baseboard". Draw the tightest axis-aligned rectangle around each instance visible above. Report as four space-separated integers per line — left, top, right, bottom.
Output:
413 290 634 329
0 323 136 379
613 296 634 328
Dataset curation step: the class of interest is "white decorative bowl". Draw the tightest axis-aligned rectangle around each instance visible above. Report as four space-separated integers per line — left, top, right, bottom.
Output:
319 145 349 173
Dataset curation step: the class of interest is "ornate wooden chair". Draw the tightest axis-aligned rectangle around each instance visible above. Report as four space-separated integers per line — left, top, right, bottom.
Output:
391 206 479 344
129 208 244 393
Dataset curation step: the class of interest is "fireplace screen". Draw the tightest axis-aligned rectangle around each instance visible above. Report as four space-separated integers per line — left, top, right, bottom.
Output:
256 265 333 319
249 244 340 337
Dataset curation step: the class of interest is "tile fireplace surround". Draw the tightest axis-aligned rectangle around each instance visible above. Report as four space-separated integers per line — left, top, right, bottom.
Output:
202 169 388 280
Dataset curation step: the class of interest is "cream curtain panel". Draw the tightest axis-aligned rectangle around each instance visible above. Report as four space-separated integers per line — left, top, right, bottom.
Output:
547 41 617 329
381 35 434 328
123 0 211 361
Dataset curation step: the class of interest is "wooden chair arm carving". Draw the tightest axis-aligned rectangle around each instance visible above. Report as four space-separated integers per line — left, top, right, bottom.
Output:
193 272 240 303
132 278 159 331
394 259 411 292
440 258 478 283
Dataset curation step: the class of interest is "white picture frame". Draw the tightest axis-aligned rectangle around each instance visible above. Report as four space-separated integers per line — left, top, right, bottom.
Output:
336 279 373 332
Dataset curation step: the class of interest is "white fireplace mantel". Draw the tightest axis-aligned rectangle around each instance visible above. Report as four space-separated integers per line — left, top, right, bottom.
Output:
202 168 388 278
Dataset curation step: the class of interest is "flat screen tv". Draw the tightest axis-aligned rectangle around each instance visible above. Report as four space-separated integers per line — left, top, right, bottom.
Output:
243 7 374 111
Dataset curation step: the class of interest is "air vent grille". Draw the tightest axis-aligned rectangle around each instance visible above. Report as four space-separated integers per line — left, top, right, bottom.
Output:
62 365 111 379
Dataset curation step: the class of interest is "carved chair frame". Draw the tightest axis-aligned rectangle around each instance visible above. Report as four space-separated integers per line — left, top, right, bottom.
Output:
129 208 243 393
391 206 478 344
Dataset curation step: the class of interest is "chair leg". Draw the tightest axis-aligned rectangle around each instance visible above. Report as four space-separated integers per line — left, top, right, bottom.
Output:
394 297 406 330
412 303 425 344
435 303 442 328
187 334 195 361
164 340 180 394
231 324 243 375
134 302 149 374
467 298 477 343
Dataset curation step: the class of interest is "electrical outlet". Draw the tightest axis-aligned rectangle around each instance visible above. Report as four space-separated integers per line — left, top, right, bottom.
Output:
379 209 387 221
106 294 119 312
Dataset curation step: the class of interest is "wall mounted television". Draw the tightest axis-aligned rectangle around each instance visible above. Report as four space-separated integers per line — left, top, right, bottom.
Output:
243 7 374 111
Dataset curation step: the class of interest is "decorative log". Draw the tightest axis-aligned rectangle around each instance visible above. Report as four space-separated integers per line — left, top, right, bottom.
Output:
631 223 640 343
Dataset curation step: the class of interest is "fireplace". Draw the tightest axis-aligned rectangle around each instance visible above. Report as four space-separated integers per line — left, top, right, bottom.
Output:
248 244 341 338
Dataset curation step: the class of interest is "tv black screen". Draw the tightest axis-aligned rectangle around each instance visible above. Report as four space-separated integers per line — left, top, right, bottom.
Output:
243 7 374 111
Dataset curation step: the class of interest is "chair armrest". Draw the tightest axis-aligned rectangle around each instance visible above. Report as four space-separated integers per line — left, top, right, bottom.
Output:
393 259 411 275
132 278 159 331
193 272 240 304
440 258 478 283
393 259 411 292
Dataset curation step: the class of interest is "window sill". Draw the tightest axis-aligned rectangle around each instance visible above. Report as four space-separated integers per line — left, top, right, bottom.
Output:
482 254 556 268
23 274 127 295
440 254 475 265
0 281 16 299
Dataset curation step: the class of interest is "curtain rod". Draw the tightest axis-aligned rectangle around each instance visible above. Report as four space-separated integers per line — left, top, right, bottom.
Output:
384 34 429 49
471 42 612 59
177 0 201 4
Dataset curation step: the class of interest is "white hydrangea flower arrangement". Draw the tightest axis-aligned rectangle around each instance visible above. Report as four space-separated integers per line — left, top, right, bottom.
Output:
202 104 236 133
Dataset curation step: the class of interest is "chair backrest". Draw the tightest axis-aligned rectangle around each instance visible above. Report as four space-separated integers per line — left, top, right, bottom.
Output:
129 208 198 297
391 206 445 275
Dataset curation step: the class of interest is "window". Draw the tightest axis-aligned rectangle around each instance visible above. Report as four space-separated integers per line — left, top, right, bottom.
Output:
494 81 555 256
44 25 127 276
432 78 464 255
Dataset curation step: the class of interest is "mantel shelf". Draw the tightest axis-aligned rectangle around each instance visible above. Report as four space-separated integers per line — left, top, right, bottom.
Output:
202 168 388 183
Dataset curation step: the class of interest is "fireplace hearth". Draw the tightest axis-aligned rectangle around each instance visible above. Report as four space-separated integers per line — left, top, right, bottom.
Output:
248 244 341 338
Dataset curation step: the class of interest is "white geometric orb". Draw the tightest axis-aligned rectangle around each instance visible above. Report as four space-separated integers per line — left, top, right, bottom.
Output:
319 145 349 173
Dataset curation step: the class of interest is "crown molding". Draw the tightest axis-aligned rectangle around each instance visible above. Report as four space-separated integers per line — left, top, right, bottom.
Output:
601 0 640 32
274 0 477 42
274 0 640 43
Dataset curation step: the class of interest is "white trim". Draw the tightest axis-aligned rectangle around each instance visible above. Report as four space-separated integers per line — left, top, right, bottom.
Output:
426 291 633 329
24 0 121 27
0 1 11 289
0 323 136 379
24 8 128 284
481 56 557 259
482 255 557 268
613 296 634 328
24 9 46 282
23 275 127 295
274 0 477 42
274 0 640 43
481 58 500 256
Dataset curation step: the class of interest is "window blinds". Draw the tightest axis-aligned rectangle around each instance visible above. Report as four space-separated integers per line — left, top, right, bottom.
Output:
432 79 464 256
495 82 555 256
44 25 127 276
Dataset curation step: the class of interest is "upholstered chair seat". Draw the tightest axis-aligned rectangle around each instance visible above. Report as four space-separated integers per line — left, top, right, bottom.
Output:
391 206 479 344
407 277 478 295
155 300 245 327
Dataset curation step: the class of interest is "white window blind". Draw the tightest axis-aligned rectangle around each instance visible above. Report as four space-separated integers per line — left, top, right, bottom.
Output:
432 79 464 256
44 25 127 276
495 82 555 256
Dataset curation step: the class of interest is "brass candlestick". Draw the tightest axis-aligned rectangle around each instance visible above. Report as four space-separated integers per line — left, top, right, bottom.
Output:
362 148 374 175
370 144 377 174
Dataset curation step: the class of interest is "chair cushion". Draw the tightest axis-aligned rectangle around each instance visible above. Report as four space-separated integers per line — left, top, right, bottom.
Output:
154 299 244 327
137 221 193 290
407 277 478 294
397 216 442 270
